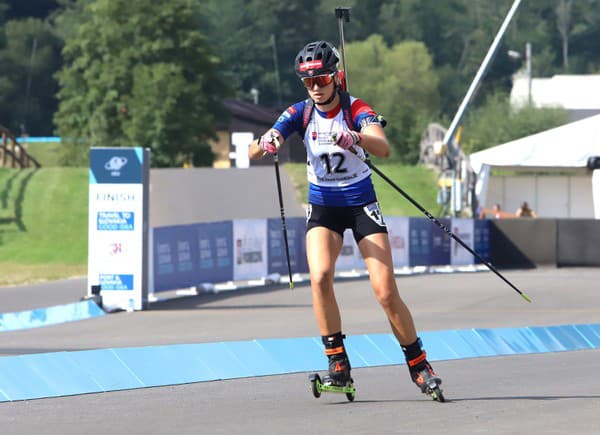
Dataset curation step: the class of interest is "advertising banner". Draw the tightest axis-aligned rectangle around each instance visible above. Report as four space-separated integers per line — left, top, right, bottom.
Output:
429 218 451 266
267 217 308 276
233 219 268 280
197 221 235 284
409 218 431 267
473 219 491 264
88 147 149 311
152 221 234 292
450 218 475 265
152 224 198 292
386 217 410 267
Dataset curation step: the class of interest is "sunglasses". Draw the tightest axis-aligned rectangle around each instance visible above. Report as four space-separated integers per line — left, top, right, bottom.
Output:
301 72 336 88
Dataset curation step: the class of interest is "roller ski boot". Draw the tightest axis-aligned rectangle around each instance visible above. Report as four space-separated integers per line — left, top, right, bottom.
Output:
309 332 356 402
403 338 445 402
410 360 444 402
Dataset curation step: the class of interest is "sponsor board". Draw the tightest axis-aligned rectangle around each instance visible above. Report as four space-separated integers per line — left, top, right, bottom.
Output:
88 147 149 311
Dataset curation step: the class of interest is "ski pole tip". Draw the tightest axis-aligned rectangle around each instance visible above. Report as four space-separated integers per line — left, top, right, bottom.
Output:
521 292 532 303
289 282 294 290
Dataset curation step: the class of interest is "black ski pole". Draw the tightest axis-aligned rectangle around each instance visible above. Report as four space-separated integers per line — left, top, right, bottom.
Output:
271 133 294 289
335 7 351 89
354 150 531 303
332 5 530 303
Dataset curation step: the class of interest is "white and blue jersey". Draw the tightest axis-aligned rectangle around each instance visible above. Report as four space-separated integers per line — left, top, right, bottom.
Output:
273 96 381 207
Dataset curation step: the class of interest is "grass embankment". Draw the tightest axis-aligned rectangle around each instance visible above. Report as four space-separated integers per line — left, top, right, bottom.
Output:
0 161 438 286
0 167 88 286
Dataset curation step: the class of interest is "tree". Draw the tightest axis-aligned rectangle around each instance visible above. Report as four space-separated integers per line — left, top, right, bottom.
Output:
202 0 320 108
460 92 568 154
0 18 62 135
54 0 230 167
345 35 440 164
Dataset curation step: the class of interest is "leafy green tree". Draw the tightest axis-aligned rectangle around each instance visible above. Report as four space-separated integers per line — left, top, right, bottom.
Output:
202 0 320 107
54 0 229 167
460 92 568 154
346 35 440 164
0 18 62 135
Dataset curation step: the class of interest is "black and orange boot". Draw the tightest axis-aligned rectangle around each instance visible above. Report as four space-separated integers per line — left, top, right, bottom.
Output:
402 338 445 401
322 332 352 386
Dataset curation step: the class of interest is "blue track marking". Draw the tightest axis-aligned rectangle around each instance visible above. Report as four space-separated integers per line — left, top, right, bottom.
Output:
1 323 599 402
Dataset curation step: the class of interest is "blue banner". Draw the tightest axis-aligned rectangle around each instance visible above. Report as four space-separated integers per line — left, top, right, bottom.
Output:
473 219 491 263
409 218 431 266
267 217 308 276
153 224 199 292
429 218 451 266
153 222 234 292
409 218 452 266
151 217 483 292
96 211 135 231
98 273 134 291
197 221 234 283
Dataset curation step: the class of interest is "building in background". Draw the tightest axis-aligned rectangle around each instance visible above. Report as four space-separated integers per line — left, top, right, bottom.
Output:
511 74 600 121
211 99 305 168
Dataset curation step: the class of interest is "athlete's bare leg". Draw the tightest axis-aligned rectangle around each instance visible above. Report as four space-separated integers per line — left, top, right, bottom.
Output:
358 232 418 345
306 226 344 335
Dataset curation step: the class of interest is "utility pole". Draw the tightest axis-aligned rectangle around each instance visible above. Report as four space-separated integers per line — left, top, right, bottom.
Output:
23 37 38 136
525 42 532 105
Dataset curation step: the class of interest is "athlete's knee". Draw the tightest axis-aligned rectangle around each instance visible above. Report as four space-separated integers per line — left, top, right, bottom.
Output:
374 287 400 311
310 268 335 291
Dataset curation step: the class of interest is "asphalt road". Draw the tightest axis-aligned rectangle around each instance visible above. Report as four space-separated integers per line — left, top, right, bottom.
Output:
1 267 600 434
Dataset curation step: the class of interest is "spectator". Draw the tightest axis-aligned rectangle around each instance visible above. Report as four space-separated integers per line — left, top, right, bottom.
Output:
493 203 502 219
515 201 536 218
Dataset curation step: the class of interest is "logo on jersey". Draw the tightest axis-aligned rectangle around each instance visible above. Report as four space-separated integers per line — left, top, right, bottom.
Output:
277 110 292 124
312 131 317 141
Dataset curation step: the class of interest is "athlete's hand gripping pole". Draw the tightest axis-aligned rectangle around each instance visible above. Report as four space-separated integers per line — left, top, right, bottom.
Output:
271 133 294 289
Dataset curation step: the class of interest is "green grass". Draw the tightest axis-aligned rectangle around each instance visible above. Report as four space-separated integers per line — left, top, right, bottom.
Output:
0 167 88 285
284 162 439 216
25 141 64 167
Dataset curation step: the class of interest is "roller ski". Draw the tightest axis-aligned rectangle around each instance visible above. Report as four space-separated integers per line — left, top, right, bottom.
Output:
310 332 355 401
404 338 445 402
309 373 356 402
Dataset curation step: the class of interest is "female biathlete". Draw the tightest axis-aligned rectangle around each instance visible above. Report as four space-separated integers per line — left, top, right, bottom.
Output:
248 40 443 400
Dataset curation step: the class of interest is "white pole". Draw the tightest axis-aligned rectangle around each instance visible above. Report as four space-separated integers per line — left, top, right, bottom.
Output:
526 42 532 105
443 0 523 149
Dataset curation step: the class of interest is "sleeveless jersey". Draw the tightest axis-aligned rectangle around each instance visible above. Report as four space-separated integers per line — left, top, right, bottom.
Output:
273 96 381 207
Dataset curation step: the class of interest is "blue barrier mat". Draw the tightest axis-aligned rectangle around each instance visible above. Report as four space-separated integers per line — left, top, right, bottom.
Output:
1 322 600 402
0 300 105 332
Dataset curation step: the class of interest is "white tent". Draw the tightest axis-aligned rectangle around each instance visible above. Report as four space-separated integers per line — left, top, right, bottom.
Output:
469 114 600 218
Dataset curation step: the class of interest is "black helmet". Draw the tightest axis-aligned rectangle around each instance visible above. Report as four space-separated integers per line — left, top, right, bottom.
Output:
294 41 339 78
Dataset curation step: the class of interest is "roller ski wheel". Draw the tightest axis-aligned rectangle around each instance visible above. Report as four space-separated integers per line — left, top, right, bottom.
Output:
309 373 355 402
412 365 445 403
425 383 445 403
